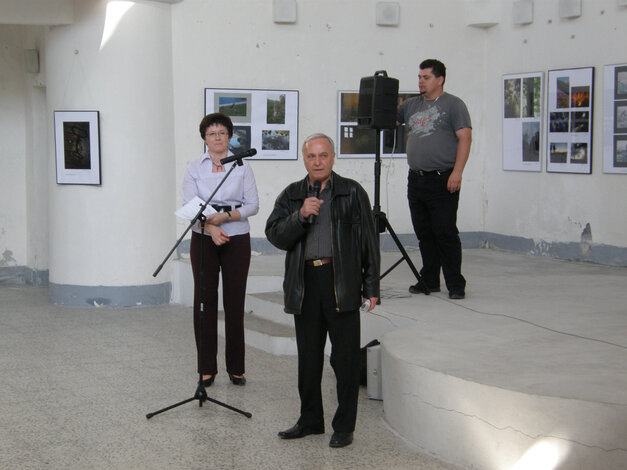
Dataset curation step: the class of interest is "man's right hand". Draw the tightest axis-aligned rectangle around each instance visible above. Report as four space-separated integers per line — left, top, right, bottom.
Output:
300 197 323 220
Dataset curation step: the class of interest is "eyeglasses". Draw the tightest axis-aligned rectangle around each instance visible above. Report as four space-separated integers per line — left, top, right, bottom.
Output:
206 131 228 139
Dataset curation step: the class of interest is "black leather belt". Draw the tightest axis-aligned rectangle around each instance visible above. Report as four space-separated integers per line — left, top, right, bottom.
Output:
305 257 333 267
211 204 242 213
411 169 452 177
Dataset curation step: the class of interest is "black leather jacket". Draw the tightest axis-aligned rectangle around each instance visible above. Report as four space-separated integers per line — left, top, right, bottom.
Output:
265 172 380 314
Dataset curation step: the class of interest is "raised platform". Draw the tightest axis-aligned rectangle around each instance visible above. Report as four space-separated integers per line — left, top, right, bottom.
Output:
241 248 627 470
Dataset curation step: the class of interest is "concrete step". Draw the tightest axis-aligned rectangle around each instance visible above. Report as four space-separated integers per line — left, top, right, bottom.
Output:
218 307 297 356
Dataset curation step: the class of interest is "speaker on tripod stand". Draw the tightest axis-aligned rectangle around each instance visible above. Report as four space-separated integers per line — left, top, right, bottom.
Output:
357 71 429 294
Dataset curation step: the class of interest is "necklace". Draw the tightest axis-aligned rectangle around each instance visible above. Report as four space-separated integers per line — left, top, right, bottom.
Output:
211 159 224 171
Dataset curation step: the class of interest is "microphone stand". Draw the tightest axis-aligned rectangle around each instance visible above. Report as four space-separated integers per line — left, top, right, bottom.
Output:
372 128 430 295
147 158 252 420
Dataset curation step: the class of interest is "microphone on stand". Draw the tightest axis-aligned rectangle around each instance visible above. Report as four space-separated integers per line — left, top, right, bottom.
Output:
220 148 257 165
307 180 322 224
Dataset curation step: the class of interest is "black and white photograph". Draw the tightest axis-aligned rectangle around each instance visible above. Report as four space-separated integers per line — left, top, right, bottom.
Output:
615 65 627 100
54 110 101 185
614 136 627 167
614 101 627 133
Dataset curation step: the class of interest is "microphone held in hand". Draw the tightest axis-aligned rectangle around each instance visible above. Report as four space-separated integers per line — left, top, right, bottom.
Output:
307 180 322 224
220 148 257 165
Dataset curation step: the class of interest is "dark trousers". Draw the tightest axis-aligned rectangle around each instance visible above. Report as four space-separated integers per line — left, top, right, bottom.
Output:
407 170 466 292
294 263 361 433
190 231 251 376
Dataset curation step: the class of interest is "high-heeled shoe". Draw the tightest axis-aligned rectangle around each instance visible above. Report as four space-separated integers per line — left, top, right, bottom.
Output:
201 375 215 387
228 373 246 386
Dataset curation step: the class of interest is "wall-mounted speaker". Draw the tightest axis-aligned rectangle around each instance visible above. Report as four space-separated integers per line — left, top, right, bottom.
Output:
559 0 581 19
376 2 400 26
273 0 297 24
358 71 399 130
512 0 533 25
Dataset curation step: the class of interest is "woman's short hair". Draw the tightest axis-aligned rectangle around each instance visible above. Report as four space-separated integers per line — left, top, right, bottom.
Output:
199 113 234 139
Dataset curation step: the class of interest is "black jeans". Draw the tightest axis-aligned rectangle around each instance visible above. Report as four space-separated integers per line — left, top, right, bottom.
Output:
294 263 361 433
407 170 466 293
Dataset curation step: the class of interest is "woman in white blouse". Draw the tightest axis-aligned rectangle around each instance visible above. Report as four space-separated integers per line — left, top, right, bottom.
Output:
182 113 259 387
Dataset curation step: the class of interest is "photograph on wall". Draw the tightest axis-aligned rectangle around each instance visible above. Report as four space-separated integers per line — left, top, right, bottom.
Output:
230 126 251 152
614 136 627 167
206 88 298 160
502 72 543 171
337 90 418 158
615 65 627 100
54 110 101 184
602 63 627 173
266 93 286 124
522 76 542 118
556 77 570 108
546 67 593 174
614 101 627 133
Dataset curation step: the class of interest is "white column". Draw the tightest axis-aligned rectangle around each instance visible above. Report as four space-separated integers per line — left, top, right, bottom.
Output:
46 0 176 306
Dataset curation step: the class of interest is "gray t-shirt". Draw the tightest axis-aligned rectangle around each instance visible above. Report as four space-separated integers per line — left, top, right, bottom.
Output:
397 92 471 171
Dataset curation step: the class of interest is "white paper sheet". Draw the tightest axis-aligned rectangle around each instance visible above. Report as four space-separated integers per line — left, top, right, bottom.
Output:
174 196 217 220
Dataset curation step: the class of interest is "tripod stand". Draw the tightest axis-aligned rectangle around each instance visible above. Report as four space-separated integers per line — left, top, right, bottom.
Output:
147 159 252 420
372 128 430 294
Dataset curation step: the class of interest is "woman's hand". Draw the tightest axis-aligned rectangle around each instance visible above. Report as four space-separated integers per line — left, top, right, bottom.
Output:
206 224 230 245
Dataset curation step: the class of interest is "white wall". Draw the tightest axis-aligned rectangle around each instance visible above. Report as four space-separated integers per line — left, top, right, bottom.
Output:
483 0 627 247
171 0 488 240
0 25 29 270
1 0 626 292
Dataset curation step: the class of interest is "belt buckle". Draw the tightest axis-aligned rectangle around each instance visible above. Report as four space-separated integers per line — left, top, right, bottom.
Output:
418 170 425 176
312 259 323 267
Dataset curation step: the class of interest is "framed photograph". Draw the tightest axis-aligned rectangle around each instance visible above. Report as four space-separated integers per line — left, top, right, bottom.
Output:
603 64 627 173
205 88 299 160
337 90 419 158
502 72 543 172
546 67 593 174
54 110 101 185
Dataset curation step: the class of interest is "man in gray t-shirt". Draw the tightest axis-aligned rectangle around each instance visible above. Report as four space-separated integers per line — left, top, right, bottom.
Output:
397 59 472 299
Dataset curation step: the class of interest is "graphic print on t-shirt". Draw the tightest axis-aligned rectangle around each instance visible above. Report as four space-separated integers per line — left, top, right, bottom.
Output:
407 105 444 138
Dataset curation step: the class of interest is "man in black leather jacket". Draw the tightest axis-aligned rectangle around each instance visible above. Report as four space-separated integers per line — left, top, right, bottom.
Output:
265 133 379 448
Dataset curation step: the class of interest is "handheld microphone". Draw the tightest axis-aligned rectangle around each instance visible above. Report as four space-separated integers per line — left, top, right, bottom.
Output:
307 180 322 224
220 148 257 165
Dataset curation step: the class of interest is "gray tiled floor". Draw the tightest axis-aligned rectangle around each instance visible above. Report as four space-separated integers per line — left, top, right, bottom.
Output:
0 286 459 470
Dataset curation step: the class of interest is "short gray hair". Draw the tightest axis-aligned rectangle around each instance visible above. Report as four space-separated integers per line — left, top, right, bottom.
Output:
302 133 335 153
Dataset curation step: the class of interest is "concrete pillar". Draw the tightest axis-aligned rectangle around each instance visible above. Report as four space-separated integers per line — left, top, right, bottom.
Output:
46 0 175 306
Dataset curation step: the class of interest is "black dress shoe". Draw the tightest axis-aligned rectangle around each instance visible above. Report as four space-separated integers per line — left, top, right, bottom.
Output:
278 423 325 439
201 375 215 387
409 283 440 294
228 374 246 386
449 291 465 299
329 432 353 448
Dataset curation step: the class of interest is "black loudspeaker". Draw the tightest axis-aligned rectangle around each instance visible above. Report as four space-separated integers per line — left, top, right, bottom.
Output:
357 70 399 130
